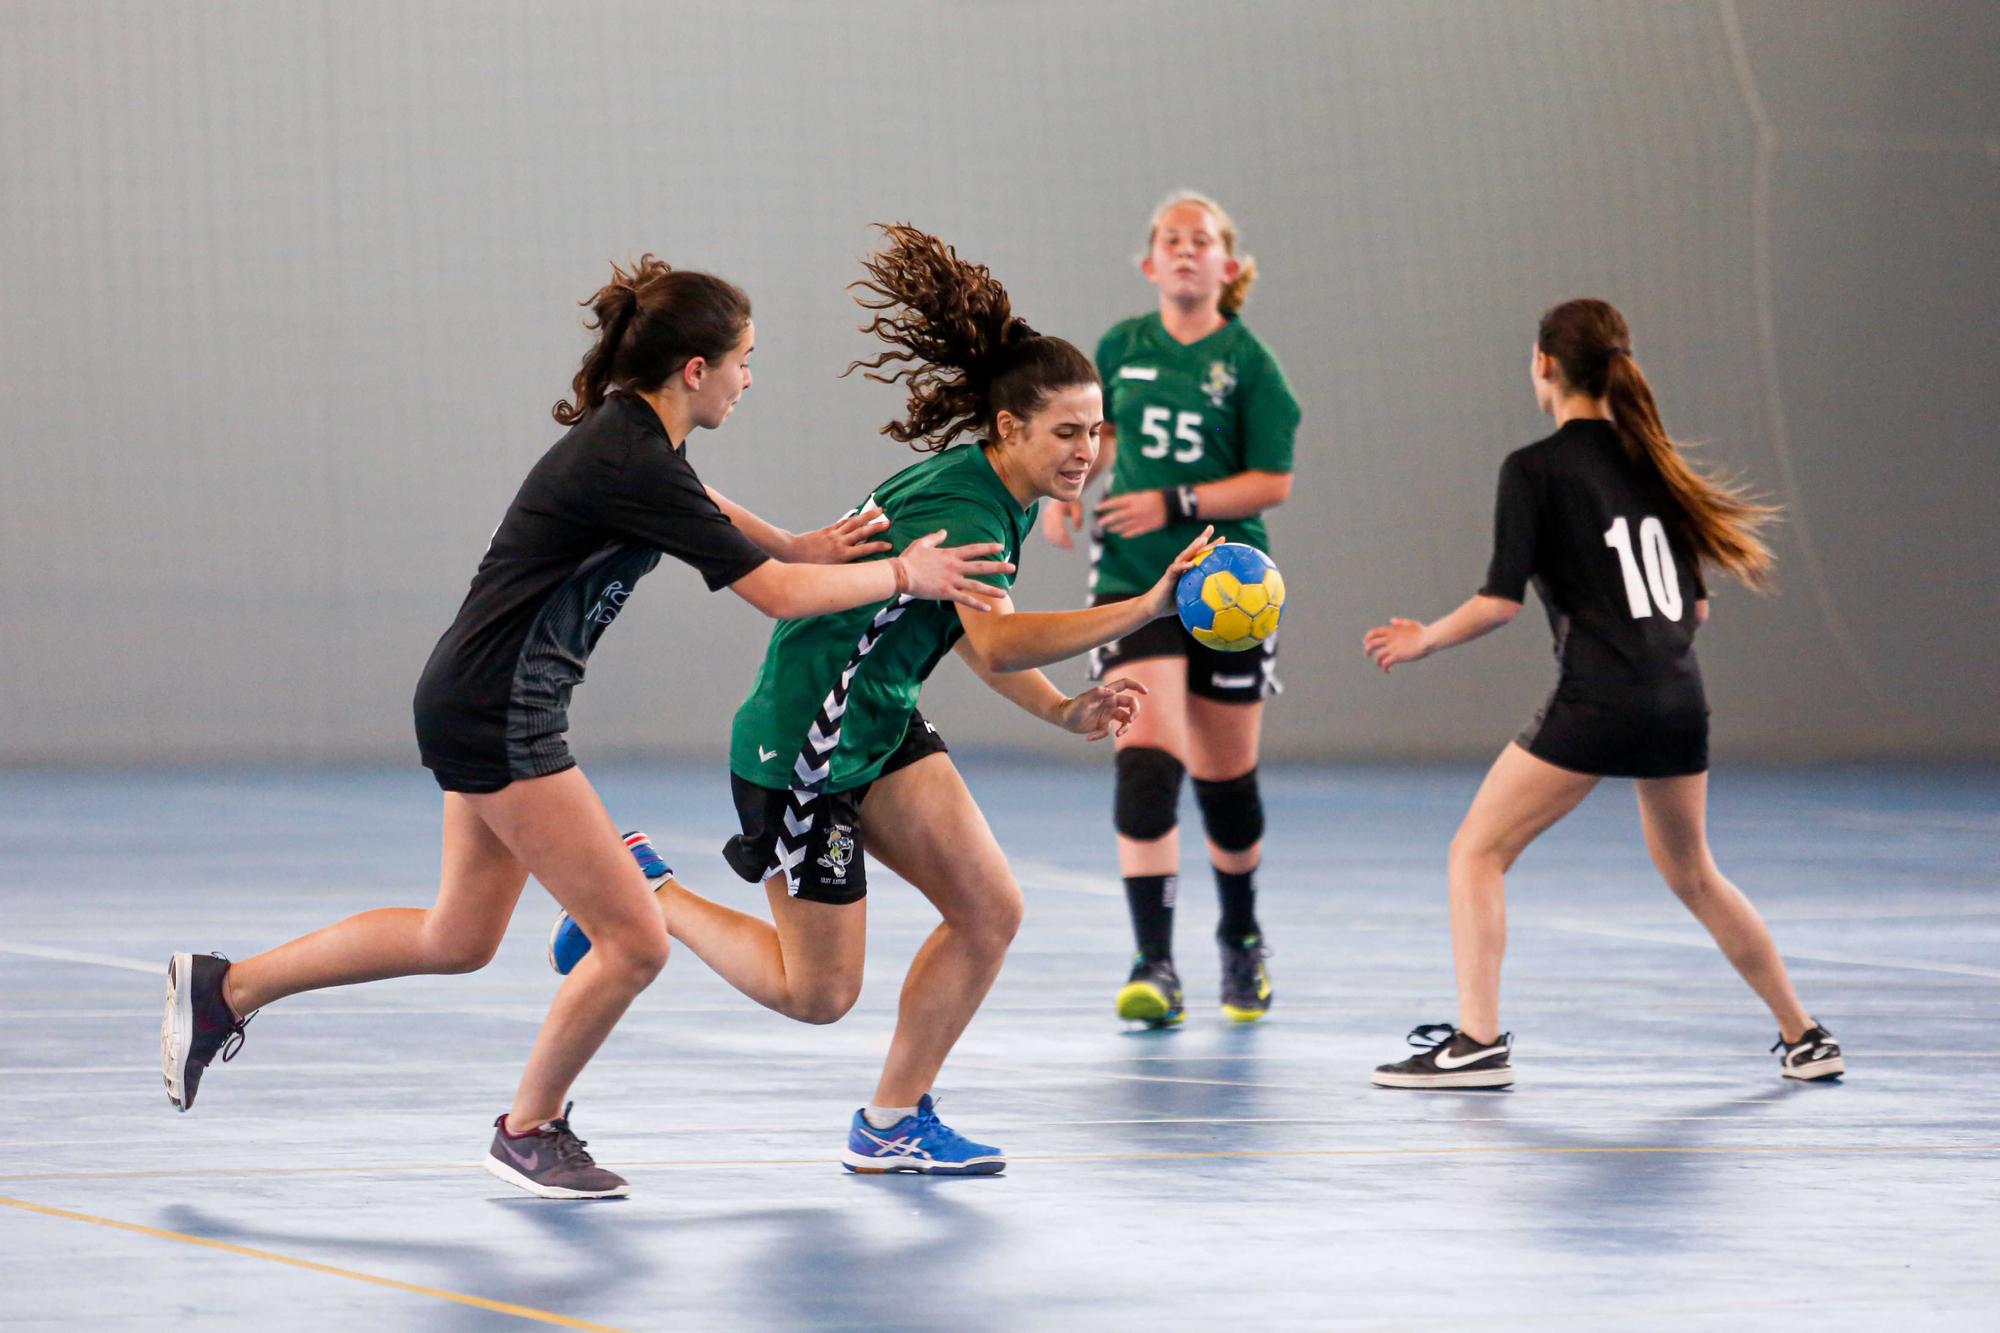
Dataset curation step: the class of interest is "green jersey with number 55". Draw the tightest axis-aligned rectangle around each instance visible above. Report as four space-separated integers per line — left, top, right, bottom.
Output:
1092 312 1300 597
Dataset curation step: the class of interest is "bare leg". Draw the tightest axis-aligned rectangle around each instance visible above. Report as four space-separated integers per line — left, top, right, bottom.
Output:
1448 744 1599 1042
650 873 868 1026
467 769 673 1129
221 769 669 1131
858 754 1022 1107
224 793 529 1015
1635 773 1813 1041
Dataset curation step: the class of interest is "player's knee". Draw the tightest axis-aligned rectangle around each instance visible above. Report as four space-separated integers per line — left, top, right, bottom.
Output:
1192 768 1264 854
428 933 503 975
962 880 1024 956
1115 747 1184 840
598 921 671 983
792 979 862 1026
1448 829 1511 874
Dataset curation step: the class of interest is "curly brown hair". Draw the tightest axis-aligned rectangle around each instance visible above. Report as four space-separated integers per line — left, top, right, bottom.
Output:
845 224 1097 452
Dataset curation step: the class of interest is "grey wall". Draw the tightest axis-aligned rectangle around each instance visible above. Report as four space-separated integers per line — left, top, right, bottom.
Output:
2 0 1994 766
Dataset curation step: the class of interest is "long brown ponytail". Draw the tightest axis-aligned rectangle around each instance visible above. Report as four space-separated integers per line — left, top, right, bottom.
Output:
554 256 752 425
844 224 1098 452
1539 298 1779 591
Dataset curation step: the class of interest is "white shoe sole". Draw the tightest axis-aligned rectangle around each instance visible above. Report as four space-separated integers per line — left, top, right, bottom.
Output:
839 1150 1006 1175
1372 1066 1515 1089
162 952 194 1110
1784 1056 1846 1080
482 1153 630 1199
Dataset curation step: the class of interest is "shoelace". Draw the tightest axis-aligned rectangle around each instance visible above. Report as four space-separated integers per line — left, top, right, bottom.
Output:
540 1101 598 1165
205 953 255 1061
1406 1023 1459 1051
906 1099 971 1152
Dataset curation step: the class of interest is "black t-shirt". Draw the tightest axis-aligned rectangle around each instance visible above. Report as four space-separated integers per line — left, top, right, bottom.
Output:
1481 418 1708 708
415 392 769 740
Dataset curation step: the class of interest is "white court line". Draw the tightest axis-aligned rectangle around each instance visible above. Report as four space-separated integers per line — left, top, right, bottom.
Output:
1543 919 2000 981
0 942 160 974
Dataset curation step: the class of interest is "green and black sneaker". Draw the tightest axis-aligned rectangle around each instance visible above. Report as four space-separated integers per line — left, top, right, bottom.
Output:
1116 955 1185 1028
1219 935 1273 1023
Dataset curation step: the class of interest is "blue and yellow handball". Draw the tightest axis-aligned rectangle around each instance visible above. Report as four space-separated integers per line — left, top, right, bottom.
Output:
1176 542 1285 652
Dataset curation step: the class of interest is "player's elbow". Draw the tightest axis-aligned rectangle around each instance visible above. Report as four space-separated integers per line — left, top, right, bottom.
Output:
1261 473 1294 508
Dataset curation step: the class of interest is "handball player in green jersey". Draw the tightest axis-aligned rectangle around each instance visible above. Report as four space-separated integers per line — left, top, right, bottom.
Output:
1041 193 1301 1027
552 227 1213 1172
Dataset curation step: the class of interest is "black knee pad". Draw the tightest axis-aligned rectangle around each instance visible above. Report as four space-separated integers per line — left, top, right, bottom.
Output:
1193 769 1264 853
1114 746 1184 840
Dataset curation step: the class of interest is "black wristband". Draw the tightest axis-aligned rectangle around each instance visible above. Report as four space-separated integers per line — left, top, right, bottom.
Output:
1163 484 1200 524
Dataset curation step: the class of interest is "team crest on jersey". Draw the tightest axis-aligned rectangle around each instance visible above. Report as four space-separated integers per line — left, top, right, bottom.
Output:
816 824 856 879
1202 361 1237 408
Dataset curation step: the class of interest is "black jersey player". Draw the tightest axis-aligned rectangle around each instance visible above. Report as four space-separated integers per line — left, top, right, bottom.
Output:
160 257 1012 1197
1363 298 1843 1089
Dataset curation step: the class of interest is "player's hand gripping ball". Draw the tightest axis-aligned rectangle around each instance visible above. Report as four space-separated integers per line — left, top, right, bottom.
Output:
1176 542 1285 652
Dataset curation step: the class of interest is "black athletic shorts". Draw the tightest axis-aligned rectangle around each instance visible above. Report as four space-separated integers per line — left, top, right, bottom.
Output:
721 710 950 905
1087 593 1280 704
413 690 576 794
1518 687 1709 779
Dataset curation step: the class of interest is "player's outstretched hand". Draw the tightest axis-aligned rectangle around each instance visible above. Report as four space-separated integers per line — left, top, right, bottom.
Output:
793 504 893 564
1363 617 1430 672
1040 498 1085 551
1141 525 1216 617
896 530 1015 611
1059 677 1149 742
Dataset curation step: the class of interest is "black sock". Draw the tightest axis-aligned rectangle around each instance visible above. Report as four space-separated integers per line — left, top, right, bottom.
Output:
1215 868 1259 943
1124 874 1177 962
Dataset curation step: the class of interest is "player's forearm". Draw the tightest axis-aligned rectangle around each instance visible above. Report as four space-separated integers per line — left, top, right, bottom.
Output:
970 598 1158 673
957 644 1067 725
1190 470 1292 522
705 486 797 560
731 559 898 621
1423 594 1521 655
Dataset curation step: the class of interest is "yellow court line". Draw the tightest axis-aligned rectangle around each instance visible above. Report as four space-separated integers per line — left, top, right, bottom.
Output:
0 1194 630 1333
3 1140 1996 1184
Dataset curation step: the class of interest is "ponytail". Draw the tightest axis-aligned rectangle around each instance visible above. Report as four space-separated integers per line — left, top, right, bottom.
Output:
1219 254 1258 317
845 224 1098 452
554 256 752 426
1540 298 1779 591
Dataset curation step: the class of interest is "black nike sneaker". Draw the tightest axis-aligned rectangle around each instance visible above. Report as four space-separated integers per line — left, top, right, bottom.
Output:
1219 934 1273 1023
1115 954 1186 1028
162 952 253 1111
1774 1022 1845 1081
485 1102 631 1199
1372 1023 1514 1089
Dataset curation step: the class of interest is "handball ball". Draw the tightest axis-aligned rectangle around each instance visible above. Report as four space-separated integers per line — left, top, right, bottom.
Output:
1176 542 1285 652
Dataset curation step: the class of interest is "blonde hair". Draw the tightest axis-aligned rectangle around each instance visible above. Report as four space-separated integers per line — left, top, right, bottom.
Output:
1147 190 1258 316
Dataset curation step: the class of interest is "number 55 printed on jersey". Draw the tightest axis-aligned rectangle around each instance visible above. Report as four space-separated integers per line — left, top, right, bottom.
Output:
1603 516 1684 621
1139 405 1204 464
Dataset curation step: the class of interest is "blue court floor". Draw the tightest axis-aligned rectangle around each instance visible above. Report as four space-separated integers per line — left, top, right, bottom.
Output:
2 758 1996 1330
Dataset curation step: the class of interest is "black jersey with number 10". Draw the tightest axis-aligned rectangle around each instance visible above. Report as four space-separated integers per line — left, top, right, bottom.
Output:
1481 418 1710 711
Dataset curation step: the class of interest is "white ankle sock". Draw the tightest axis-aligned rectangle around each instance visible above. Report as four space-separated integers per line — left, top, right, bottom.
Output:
863 1103 918 1130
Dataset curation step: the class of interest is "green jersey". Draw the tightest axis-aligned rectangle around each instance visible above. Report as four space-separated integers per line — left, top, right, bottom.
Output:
730 442 1035 793
1092 312 1300 596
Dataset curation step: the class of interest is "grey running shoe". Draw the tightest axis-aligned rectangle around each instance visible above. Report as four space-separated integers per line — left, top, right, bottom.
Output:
162 952 252 1111
484 1102 631 1199
1774 1022 1845 1081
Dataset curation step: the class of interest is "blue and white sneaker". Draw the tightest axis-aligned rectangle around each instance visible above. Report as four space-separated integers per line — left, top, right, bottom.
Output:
548 830 673 975
840 1094 1005 1175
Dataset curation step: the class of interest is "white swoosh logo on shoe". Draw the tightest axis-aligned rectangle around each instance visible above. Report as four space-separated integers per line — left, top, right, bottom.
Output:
1434 1044 1506 1070
497 1138 541 1171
